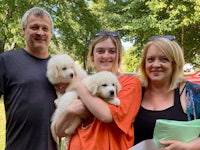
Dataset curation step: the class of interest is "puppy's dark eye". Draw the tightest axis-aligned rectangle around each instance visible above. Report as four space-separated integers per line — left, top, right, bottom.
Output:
102 84 107 87
62 67 67 71
112 83 115 86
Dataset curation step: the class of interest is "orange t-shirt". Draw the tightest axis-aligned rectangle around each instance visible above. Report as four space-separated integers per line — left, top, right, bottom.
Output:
68 75 142 150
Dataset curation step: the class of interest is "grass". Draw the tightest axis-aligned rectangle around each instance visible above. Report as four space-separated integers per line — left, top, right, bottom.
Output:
0 99 5 149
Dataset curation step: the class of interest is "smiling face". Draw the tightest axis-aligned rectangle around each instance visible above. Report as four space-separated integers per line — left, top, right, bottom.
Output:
145 44 173 85
46 55 76 84
22 14 52 57
92 38 117 72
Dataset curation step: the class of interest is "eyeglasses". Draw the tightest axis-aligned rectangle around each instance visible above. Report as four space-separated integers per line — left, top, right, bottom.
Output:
148 35 175 41
95 31 119 38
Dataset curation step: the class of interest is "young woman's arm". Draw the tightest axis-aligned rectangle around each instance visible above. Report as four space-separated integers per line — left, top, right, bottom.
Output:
55 98 90 137
72 79 113 123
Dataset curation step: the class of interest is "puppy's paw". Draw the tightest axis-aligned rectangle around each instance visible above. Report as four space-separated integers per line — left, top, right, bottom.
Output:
114 97 120 106
54 98 59 107
64 126 76 135
108 97 120 106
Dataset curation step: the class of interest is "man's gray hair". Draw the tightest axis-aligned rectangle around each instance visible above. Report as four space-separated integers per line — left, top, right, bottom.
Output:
21 7 54 33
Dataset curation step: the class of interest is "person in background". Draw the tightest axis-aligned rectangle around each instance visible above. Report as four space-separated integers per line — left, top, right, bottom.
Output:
134 35 200 150
0 7 57 150
55 31 142 150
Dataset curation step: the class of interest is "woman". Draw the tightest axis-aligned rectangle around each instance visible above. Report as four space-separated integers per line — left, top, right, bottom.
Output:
55 31 142 150
134 36 200 150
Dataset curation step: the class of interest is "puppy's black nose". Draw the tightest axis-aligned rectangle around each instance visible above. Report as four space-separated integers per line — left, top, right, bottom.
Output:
110 90 114 96
70 73 74 78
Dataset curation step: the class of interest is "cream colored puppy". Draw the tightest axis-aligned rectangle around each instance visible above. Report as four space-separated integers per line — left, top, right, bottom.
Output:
46 54 87 105
51 71 121 145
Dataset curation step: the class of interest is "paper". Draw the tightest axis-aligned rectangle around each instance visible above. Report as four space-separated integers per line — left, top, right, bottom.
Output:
128 139 159 150
153 119 200 148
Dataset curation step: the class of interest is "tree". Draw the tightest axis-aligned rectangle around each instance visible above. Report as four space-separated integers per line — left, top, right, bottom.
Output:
92 0 200 67
123 46 140 72
0 0 102 70
51 0 102 69
1 0 200 70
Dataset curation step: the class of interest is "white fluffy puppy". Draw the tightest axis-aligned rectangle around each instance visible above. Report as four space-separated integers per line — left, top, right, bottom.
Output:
51 71 121 144
46 54 87 104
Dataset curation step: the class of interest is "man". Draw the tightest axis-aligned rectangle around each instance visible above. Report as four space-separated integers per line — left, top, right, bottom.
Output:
0 7 57 150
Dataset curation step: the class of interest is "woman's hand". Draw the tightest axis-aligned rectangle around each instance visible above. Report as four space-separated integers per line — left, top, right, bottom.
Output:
68 98 91 119
160 138 200 150
159 140 188 150
55 97 90 137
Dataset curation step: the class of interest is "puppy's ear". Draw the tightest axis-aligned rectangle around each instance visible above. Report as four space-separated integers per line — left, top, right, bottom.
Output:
90 84 98 95
87 82 98 95
84 77 98 95
46 63 59 84
116 81 121 93
73 64 87 80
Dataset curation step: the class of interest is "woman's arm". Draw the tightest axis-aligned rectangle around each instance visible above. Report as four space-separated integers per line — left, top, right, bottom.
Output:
55 98 90 137
187 138 200 150
72 78 113 123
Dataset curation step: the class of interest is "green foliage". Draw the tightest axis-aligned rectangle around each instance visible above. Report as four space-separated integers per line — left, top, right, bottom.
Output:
93 0 200 67
51 0 102 68
123 46 140 72
0 0 102 70
0 0 199 70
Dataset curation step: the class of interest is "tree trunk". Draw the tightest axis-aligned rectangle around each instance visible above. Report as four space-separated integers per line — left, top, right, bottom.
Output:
0 40 5 54
181 26 184 53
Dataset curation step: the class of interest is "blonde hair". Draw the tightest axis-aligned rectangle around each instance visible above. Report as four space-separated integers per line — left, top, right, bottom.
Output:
140 38 186 91
87 34 123 73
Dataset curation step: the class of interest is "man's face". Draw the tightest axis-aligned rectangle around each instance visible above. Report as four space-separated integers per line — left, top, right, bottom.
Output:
22 14 52 52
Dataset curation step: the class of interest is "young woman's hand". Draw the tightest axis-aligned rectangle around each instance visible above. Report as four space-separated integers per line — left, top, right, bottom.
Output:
68 98 91 119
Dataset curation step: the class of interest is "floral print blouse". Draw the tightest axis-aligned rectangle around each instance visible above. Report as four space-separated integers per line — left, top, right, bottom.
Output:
186 81 200 120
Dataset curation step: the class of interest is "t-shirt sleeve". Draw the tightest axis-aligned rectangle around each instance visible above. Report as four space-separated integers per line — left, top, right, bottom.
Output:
109 75 142 134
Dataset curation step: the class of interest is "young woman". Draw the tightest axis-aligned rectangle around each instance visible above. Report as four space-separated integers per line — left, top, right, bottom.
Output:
55 31 142 150
134 36 200 150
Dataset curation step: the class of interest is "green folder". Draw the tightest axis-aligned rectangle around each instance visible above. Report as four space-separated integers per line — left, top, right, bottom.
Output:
153 119 200 148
